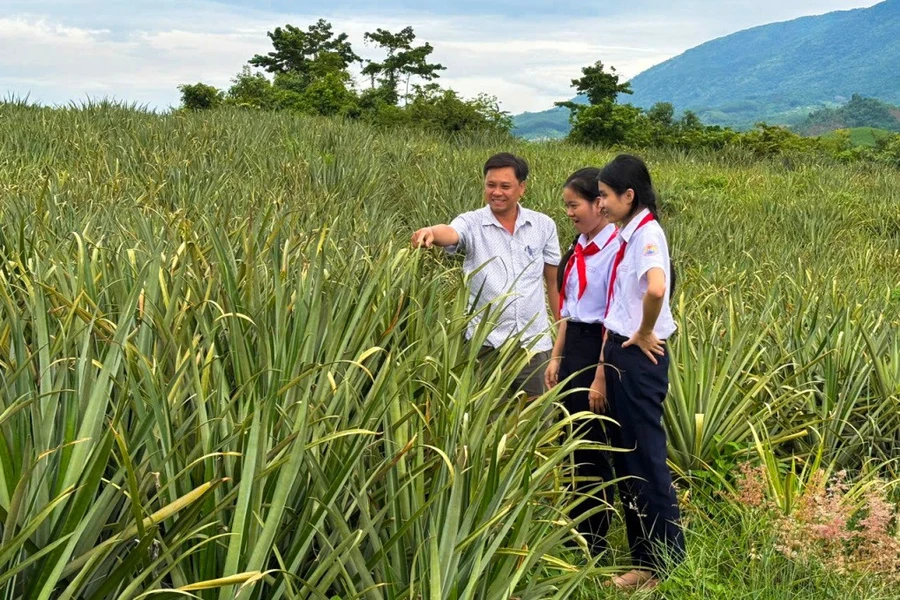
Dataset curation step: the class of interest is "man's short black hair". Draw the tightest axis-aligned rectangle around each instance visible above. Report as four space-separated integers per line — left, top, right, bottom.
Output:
483 153 529 182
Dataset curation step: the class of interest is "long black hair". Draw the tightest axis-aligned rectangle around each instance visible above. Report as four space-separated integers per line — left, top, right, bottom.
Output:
556 168 601 292
564 167 601 204
598 154 659 219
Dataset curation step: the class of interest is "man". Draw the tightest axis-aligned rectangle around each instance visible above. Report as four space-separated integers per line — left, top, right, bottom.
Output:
411 152 561 397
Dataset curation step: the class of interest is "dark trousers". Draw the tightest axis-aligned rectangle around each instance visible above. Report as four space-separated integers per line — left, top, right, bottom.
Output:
558 321 615 554
478 345 550 398
604 333 685 575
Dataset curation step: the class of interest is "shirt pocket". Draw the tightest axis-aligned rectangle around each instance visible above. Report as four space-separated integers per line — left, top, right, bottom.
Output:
511 237 543 286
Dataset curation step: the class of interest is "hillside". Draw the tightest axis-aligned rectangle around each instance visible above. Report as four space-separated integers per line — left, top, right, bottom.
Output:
628 0 900 127
511 105 572 140
513 0 900 138
796 95 900 136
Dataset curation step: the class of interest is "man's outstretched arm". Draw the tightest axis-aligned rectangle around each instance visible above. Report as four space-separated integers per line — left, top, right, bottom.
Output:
411 225 460 248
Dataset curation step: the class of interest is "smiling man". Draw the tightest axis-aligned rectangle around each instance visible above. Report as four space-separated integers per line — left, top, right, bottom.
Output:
411 152 561 397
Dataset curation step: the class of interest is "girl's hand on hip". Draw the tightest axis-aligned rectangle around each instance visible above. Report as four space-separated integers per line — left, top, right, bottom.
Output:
622 330 666 365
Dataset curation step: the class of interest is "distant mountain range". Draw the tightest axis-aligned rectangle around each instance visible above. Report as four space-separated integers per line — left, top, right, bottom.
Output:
513 0 900 139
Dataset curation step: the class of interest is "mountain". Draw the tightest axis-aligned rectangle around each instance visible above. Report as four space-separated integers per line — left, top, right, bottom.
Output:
513 0 900 138
511 101 582 140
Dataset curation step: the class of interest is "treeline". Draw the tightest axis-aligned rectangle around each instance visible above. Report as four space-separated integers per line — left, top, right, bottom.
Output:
177 20 900 167
555 61 900 167
178 20 511 136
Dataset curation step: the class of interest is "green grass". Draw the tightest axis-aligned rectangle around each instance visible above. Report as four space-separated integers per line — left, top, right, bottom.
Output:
557 478 900 600
642 500 896 600
0 103 898 598
566 506 898 600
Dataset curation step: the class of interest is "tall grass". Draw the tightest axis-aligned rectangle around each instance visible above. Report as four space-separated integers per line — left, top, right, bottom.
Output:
0 104 898 597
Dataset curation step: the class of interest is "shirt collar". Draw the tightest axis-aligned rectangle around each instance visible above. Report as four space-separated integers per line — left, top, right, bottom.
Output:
618 208 651 243
578 233 599 251
481 205 531 229
582 222 617 249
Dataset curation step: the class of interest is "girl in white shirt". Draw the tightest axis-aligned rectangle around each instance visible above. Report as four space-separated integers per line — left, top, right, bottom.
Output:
544 167 618 556
593 154 684 590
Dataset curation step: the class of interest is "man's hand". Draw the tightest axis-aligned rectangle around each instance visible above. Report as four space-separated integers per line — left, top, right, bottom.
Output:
411 225 460 248
411 227 435 248
588 374 607 413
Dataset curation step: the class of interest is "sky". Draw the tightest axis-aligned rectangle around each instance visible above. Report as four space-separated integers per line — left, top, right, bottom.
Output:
0 0 885 114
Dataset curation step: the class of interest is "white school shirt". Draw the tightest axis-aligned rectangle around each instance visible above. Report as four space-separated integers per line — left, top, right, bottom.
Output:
445 205 561 352
560 223 618 324
603 208 677 340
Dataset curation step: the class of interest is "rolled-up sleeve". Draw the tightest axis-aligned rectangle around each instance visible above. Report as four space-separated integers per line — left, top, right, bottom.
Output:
542 218 561 265
445 214 473 255
636 228 668 284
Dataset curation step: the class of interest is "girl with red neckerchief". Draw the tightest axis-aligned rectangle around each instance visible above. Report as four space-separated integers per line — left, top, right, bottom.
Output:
544 167 619 557
594 154 685 591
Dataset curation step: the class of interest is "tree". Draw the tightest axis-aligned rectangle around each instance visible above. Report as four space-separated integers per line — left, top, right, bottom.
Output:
362 27 445 105
555 60 635 145
679 110 703 130
227 66 278 109
174 20 510 136
403 84 511 135
300 71 359 116
249 20 361 88
239 21 362 117
646 102 675 127
563 60 632 107
566 101 645 146
178 83 224 110
741 123 815 157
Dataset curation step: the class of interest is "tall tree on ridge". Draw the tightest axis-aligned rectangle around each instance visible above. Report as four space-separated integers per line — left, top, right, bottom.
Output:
362 26 446 105
249 19 361 89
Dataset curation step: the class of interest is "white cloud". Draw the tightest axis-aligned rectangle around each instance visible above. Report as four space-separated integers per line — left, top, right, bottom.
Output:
0 0 886 113
0 15 270 107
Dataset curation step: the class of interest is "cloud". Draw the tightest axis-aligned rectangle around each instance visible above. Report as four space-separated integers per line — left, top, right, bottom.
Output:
0 0 885 113
0 15 269 107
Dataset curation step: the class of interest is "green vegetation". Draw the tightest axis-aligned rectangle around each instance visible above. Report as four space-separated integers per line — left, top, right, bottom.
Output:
512 105 574 140
514 1 900 134
797 95 900 136
549 64 900 167
0 103 898 598
821 127 895 148
178 20 510 136
514 93 900 145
